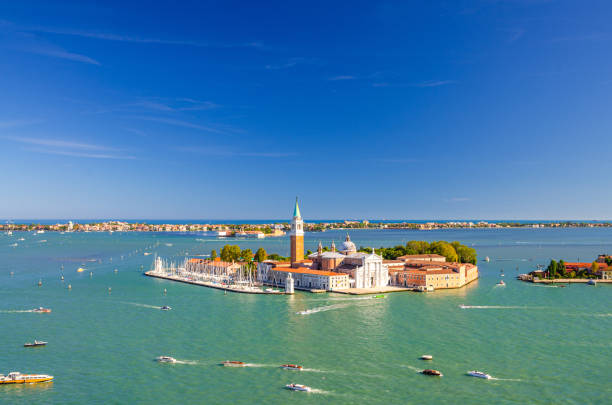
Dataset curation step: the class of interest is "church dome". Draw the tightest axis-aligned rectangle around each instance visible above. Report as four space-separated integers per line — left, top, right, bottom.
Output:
341 234 356 253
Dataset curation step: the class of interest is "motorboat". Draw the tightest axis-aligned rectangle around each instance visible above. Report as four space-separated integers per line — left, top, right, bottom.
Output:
420 355 433 360
422 369 442 376
467 370 492 379
77 267 86 273
485 256 490 262
281 364 303 370
496 280 505 286
373 294 386 299
265 288 280 293
160 306 172 311
156 356 177 363
221 361 245 367
32 307 51 313
285 383 311 392
587 279 597 286
24 340 47 347
0 372 53 384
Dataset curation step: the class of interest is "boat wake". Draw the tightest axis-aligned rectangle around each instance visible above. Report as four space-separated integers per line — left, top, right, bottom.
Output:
296 303 350 315
490 377 522 382
309 389 330 394
0 309 35 313
174 359 198 365
399 365 423 373
119 302 163 310
459 305 526 309
301 368 325 373
593 313 612 317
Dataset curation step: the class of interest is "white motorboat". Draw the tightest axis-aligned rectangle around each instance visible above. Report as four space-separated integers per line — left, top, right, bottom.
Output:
156 356 177 363
496 280 505 286
420 355 433 360
285 383 311 392
467 370 492 379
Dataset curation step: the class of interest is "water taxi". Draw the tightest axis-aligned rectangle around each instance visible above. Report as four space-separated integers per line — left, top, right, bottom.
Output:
281 364 303 370
24 340 47 347
221 361 245 367
467 370 492 379
0 372 53 384
285 383 311 392
32 307 51 313
156 356 177 363
420 355 433 360
422 369 443 376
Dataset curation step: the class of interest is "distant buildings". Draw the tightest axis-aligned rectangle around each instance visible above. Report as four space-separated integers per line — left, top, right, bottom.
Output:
386 254 479 290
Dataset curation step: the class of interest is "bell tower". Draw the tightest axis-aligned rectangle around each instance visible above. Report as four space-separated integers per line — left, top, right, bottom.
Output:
290 197 304 265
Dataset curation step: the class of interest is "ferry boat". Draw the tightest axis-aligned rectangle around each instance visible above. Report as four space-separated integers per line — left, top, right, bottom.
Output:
285 383 311 392
420 355 433 360
422 369 443 376
32 307 51 313
467 370 492 379
156 356 177 363
221 361 245 367
0 372 53 384
24 340 47 347
281 364 303 370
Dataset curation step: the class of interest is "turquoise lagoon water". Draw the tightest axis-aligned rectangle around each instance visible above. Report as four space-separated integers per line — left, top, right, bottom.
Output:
1 228 612 404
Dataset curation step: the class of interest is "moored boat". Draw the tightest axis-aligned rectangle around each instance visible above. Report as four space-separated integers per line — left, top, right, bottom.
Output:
221 361 245 367
24 340 47 347
587 279 596 286
0 372 53 384
422 369 442 376
32 307 51 313
467 370 492 379
156 356 177 363
285 383 311 392
281 364 303 370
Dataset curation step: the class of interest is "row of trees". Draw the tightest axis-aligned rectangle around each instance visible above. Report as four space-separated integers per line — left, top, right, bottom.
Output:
358 240 477 264
544 259 598 279
212 245 268 263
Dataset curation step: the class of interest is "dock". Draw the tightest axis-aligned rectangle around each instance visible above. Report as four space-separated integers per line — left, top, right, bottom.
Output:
333 286 413 295
522 278 612 284
144 271 291 294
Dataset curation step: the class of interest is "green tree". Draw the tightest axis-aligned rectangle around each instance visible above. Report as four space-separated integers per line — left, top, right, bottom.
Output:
221 245 241 262
210 249 217 260
254 247 267 263
429 241 459 262
557 260 566 278
241 248 254 262
456 245 477 264
406 241 430 254
547 260 558 279
591 261 599 274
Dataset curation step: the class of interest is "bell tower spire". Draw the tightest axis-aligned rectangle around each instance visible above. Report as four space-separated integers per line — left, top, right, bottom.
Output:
290 197 304 265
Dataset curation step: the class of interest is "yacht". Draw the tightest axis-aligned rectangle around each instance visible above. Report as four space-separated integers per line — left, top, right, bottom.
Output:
0 372 53 384
221 361 245 367
281 364 303 370
156 356 177 363
285 383 311 392
420 355 433 360
467 370 492 379
24 340 47 347
422 369 442 376
32 307 51 313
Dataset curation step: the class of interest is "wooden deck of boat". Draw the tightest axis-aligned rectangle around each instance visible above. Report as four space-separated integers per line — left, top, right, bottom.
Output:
144 271 291 294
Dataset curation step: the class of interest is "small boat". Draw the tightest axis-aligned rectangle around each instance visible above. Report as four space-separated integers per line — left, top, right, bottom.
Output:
422 369 443 376
467 370 492 379
221 361 245 367
0 372 53 384
281 364 303 370
587 279 596 286
144 252 152 256
420 355 433 360
77 268 86 273
32 307 51 313
156 356 177 363
285 383 311 392
496 280 505 286
160 306 172 311
485 256 490 262
24 340 47 347
373 294 386 299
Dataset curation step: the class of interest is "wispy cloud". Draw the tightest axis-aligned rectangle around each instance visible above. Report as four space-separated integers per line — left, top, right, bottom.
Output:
265 57 318 70
448 197 470 202
0 119 41 128
551 33 610 43
413 80 456 88
25 148 136 160
328 75 356 81
1 136 134 159
175 146 295 158
2 135 114 150
376 158 421 163
26 46 100 65
134 116 228 134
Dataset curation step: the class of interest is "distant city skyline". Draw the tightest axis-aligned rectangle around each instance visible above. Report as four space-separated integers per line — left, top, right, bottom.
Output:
2 1 612 219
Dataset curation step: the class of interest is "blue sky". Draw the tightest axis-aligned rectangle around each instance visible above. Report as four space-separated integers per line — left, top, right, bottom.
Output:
1 0 611 220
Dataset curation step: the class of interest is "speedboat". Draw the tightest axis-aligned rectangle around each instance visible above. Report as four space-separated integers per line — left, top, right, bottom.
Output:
373 294 386 299
467 370 492 379
281 364 303 370
160 306 172 311
420 355 433 360
32 307 51 313
0 372 53 384
77 267 86 273
156 356 177 363
422 369 443 376
496 280 505 286
221 361 245 367
285 383 311 392
24 340 47 347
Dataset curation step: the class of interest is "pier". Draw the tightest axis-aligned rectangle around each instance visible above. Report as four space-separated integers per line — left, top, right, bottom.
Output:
144 271 290 294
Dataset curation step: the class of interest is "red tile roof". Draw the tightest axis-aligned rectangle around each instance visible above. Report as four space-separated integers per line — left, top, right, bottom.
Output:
271 266 346 277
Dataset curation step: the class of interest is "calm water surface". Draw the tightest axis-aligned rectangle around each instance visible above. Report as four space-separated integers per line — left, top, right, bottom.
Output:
1 228 612 404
